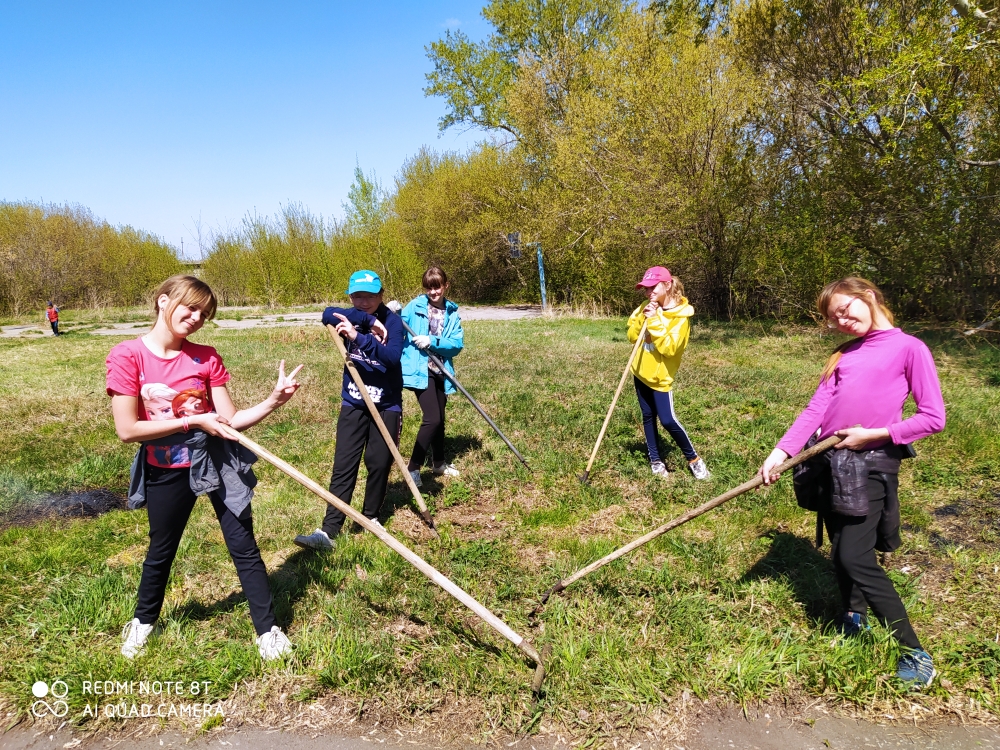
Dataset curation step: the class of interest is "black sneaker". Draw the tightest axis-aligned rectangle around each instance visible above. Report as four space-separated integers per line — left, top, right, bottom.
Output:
837 611 869 637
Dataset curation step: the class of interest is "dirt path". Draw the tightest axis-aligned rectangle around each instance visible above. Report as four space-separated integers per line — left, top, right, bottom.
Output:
686 707 1000 749
5 709 999 750
0 306 542 339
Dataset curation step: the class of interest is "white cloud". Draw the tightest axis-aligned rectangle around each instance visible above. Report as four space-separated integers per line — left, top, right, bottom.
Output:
442 18 461 29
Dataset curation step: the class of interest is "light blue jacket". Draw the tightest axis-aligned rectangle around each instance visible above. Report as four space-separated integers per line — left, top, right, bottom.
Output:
401 296 464 394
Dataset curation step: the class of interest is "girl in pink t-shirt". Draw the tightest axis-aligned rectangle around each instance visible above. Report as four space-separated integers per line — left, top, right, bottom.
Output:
106 274 303 661
757 277 945 690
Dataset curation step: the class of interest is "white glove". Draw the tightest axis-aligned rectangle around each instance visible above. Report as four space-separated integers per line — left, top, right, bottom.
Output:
412 335 431 350
386 300 402 313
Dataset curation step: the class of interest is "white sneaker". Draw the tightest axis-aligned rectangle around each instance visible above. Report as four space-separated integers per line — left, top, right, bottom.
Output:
651 461 669 478
408 469 423 487
365 518 384 533
256 626 293 661
293 528 334 550
433 462 460 478
121 618 154 659
689 457 711 480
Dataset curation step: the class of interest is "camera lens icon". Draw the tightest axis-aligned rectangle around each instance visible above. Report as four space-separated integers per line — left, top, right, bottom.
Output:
30 680 69 717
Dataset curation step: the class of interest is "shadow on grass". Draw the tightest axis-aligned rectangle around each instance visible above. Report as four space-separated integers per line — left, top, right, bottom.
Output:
171 547 324 630
442 433 483 463
380 433 484 518
172 589 257 626
740 530 841 625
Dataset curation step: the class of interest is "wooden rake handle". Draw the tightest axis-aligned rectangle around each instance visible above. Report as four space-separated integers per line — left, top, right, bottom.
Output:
326 324 438 537
539 434 844 610
218 423 542 668
580 319 649 483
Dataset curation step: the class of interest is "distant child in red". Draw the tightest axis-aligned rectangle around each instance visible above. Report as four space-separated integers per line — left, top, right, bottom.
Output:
45 302 60 336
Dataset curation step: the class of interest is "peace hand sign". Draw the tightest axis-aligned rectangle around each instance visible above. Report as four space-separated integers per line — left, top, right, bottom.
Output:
272 360 304 405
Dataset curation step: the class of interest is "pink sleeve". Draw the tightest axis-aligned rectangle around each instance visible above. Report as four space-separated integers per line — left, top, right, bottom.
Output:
776 375 834 456
106 344 140 396
208 349 230 387
887 341 946 444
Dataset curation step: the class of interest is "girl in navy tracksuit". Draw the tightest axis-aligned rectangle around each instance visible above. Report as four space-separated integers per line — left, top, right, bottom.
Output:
400 267 464 486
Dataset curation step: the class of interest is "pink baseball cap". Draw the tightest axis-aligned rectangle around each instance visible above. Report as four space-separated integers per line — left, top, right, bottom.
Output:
636 266 672 289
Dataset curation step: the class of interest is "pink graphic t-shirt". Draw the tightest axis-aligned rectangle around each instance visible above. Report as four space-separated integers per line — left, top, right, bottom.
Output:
106 338 230 468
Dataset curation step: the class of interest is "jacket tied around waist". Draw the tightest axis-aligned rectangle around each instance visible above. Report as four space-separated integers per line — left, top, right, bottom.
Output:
127 430 258 518
793 435 915 551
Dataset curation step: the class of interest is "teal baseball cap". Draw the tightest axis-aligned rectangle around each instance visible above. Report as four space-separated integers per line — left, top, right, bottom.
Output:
347 270 382 295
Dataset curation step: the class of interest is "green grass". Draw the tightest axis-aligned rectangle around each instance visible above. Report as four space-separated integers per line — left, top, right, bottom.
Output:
1 318 999 738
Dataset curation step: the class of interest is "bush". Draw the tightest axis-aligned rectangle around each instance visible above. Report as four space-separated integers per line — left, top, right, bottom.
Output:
202 172 424 306
0 202 182 315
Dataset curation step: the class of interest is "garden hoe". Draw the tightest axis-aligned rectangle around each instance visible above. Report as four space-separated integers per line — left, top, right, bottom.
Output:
538 435 843 616
326 324 439 537
218 424 549 701
579 320 648 484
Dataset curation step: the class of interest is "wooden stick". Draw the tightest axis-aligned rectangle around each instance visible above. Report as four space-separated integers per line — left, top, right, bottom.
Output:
326 324 438 537
579 320 648 484
395 313 530 470
220 425 545 674
538 435 843 611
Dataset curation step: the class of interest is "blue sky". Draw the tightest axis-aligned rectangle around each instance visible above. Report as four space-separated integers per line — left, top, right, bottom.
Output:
0 1 489 256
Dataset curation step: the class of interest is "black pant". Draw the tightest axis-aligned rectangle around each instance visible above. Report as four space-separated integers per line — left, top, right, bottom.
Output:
50 321 59 335
824 481 921 650
135 465 277 636
408 374 447 469
323 404 401 536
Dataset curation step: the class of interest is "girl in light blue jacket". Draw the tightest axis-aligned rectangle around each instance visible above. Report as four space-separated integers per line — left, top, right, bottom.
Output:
401 267 464 486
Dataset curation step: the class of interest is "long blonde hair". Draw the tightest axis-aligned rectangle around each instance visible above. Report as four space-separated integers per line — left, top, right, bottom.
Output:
666 277 685 304
151 275 217 322
818 277 894 382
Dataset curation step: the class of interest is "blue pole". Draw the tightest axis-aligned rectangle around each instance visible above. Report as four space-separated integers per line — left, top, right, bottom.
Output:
536 244 547 311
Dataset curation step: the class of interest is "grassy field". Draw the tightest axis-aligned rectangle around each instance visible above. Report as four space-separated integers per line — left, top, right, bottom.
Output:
1 317 999 741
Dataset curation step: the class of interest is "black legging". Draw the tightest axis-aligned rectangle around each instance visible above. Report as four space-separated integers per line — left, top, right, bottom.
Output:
135 464 277 636
824 475 921 650
408 373 447 470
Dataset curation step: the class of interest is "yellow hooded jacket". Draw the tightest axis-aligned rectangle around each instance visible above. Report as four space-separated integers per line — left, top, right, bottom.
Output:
626 298 694 392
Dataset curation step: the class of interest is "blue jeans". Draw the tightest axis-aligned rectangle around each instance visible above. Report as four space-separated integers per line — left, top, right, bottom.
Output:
634 378 697 463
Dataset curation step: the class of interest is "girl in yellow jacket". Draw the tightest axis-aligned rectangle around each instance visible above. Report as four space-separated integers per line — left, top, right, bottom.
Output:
627 266 710 479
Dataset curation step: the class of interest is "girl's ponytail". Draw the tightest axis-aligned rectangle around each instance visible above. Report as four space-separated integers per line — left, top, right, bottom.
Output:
819 341 853 383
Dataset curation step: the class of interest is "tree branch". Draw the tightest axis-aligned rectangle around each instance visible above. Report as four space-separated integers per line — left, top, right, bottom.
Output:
958 158 1000 167
949 0 995 30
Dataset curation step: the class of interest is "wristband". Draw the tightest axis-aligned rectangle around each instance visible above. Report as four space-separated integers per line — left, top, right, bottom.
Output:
182 416 190 433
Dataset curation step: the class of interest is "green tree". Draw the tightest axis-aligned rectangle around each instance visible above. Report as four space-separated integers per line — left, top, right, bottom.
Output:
734 0 1000 319
425 0 626 136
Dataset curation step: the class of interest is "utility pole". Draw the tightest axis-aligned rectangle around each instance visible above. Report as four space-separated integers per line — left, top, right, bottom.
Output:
535 243 547 311
506 232 548 312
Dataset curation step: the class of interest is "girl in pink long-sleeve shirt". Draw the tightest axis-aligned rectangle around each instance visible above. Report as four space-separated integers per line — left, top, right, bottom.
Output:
758 277 945 689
